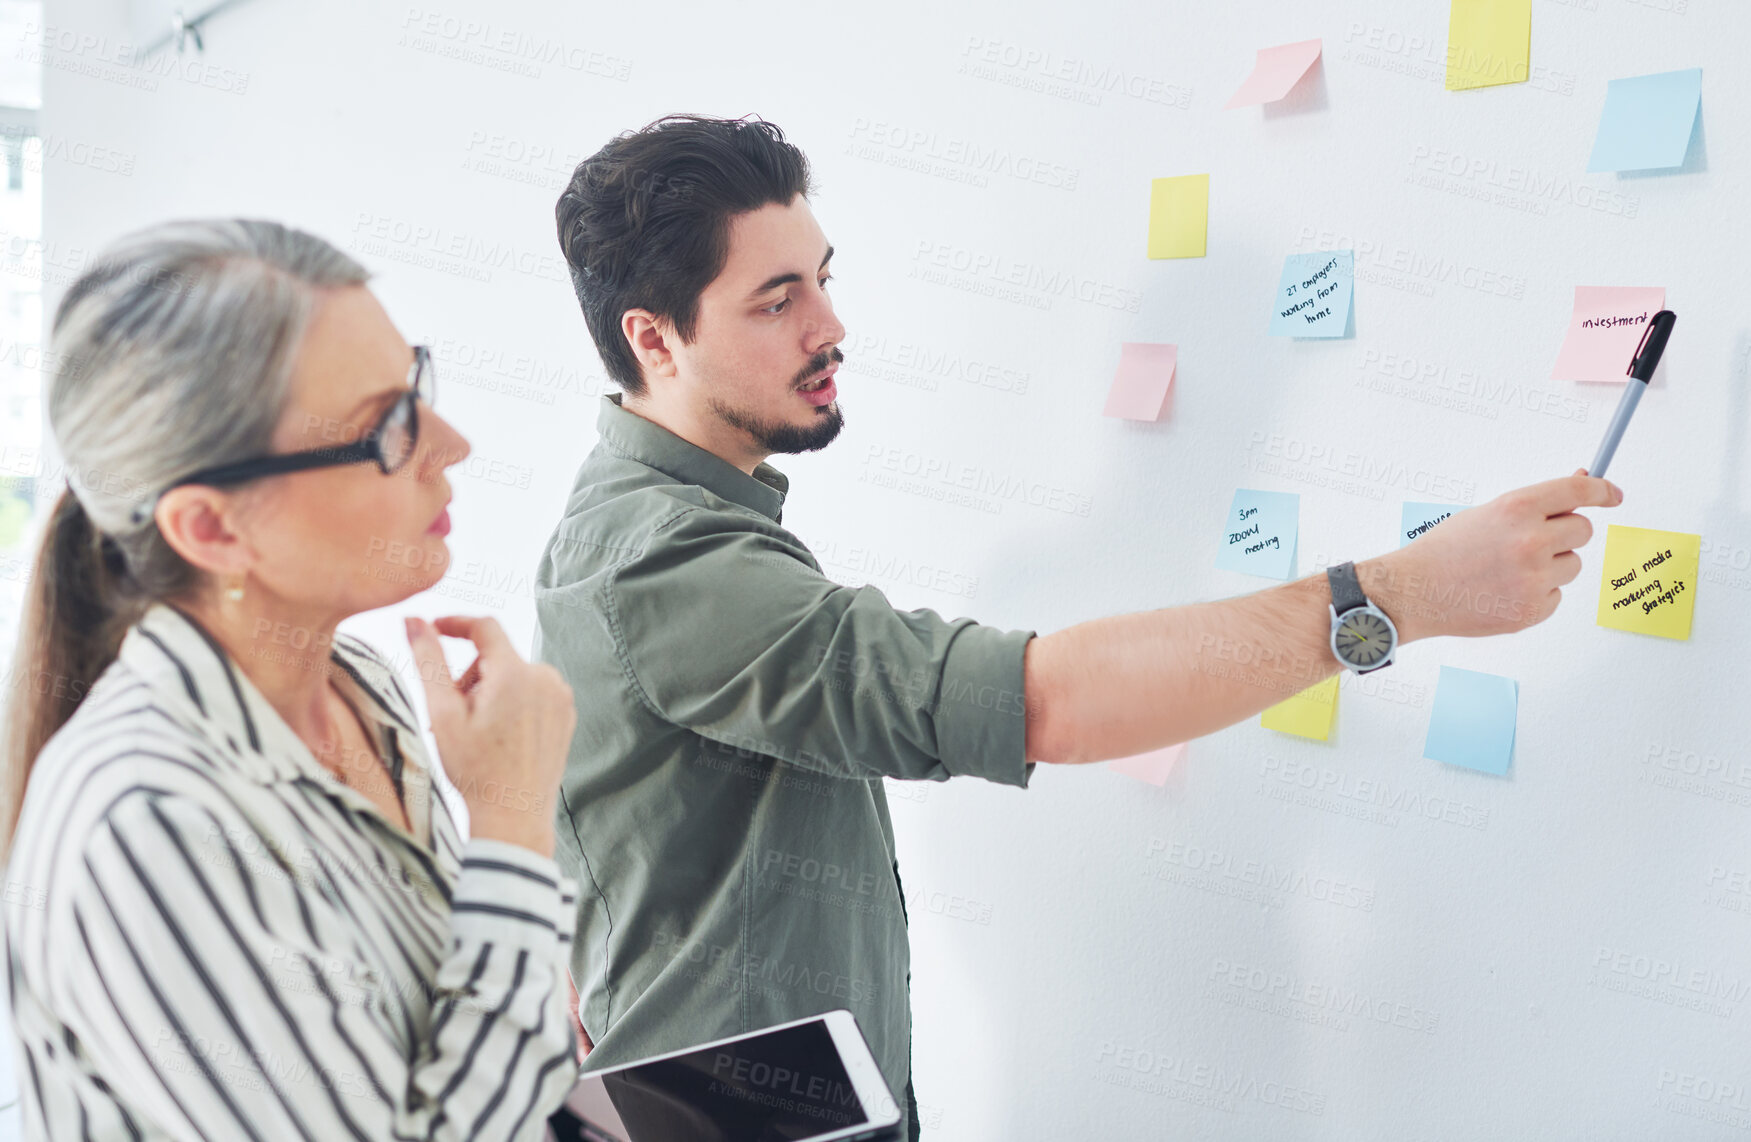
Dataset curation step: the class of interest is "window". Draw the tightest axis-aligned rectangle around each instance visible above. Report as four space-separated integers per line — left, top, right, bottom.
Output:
0 3 41 1129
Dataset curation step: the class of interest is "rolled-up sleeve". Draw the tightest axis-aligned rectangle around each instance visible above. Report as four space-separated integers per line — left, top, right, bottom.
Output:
606 507 1034 786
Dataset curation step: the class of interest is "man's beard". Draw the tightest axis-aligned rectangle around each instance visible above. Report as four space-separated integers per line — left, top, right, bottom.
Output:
717 401 844 455
707 349 846 455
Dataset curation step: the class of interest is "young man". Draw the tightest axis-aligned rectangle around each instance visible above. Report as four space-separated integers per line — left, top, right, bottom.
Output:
533 114 1620 1138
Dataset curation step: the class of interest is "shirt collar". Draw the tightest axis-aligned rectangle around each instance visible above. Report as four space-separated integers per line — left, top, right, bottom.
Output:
118 601 412 793
595 393 789 522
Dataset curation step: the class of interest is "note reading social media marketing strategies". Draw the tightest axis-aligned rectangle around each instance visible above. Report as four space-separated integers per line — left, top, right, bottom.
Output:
1595 524 1701 640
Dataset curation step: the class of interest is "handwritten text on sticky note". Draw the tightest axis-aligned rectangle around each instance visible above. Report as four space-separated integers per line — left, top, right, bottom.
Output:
1551 286 1667 383
1401 502 1467 548
1216 489 1299 580
1596 524 1701 640
1270 251 1353 338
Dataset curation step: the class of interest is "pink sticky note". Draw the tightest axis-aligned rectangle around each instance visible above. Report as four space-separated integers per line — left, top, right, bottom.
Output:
1225 39 1323 109
1551 286 1667 382
1107 742 1186 786
1103 342 1177 420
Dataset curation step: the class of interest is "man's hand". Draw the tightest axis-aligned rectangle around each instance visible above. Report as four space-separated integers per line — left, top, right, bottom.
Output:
1024 469 1622 764
1359 468 1622 642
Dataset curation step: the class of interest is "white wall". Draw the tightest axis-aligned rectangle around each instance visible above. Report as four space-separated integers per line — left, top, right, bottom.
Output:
31 0 1751 1136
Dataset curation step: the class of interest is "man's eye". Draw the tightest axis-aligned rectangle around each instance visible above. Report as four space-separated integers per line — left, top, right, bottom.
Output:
762 276 831 316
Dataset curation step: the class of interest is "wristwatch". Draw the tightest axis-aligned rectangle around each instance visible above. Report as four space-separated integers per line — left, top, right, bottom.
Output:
1327 561 1398 674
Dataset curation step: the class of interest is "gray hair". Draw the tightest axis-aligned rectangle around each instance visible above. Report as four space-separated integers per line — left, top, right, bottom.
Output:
48 218 370 589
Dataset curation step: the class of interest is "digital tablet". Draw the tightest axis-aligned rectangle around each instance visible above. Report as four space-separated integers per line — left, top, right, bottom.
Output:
545 1009 904 1142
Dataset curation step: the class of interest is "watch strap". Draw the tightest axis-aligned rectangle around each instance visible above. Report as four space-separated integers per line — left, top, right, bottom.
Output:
1327 560 1368 615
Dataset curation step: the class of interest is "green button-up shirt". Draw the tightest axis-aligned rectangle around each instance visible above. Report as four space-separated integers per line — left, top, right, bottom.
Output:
532 395 1034 1131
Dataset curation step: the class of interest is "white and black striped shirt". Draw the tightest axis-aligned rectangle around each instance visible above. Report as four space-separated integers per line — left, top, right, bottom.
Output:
3 601 580 1140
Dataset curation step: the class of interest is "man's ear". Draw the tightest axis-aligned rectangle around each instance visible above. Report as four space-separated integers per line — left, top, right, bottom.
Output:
621 308 677 384
153 486 254 578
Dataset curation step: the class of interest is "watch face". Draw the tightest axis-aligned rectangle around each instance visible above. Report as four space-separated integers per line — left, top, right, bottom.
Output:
1335 609 1394 667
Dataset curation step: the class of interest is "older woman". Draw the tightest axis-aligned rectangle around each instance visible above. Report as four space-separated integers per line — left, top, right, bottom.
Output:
3 219 580 1139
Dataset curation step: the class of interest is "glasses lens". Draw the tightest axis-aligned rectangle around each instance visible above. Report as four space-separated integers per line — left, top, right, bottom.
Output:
413 346 434 406
378 395 415 473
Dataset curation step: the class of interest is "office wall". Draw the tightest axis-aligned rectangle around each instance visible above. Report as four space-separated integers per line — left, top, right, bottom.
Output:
30 0 1751 1135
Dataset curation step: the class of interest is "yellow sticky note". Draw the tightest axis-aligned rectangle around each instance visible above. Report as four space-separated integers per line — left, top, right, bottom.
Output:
1147 174 1208 259
1261 674 1339 741
1596 524 1701 640
1446 0 1531 92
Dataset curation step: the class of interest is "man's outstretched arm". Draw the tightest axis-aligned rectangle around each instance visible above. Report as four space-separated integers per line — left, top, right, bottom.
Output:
1024 470 1621 765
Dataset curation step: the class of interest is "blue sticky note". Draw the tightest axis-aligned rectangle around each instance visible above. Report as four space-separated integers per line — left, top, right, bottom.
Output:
1586 68 1702 173
1424 666 1518 776
1215 489 1299 580
1400 501 1466 548
1269 250 1353 338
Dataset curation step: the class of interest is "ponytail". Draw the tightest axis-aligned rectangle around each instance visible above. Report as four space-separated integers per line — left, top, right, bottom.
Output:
3 488 143 849
6 217 369 849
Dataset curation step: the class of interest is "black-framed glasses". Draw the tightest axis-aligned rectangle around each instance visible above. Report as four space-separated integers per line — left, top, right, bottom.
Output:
131 345 436 526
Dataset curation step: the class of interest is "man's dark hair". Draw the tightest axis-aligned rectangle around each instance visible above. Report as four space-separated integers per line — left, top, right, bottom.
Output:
556 114 814 397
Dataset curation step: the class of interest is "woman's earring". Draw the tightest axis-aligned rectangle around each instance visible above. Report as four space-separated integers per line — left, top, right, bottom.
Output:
225 575 245 603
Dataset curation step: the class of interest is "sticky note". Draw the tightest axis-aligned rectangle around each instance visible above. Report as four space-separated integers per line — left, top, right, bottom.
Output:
1261 675 1339 742
1108 742 1186 786
1269 251 1353 338
1147 174 1208 259
1445 0 1531 91
1424 666 1517 775
1225 39 1323 108
1550 286 1667 383
1401 502 1466 548
1587 68 1702 173
1103 342 1177 420
1216 489 1299 580
1596 524 1700 640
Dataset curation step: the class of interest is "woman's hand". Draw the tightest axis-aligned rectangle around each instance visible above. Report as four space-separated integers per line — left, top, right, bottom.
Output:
405 615 576 857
